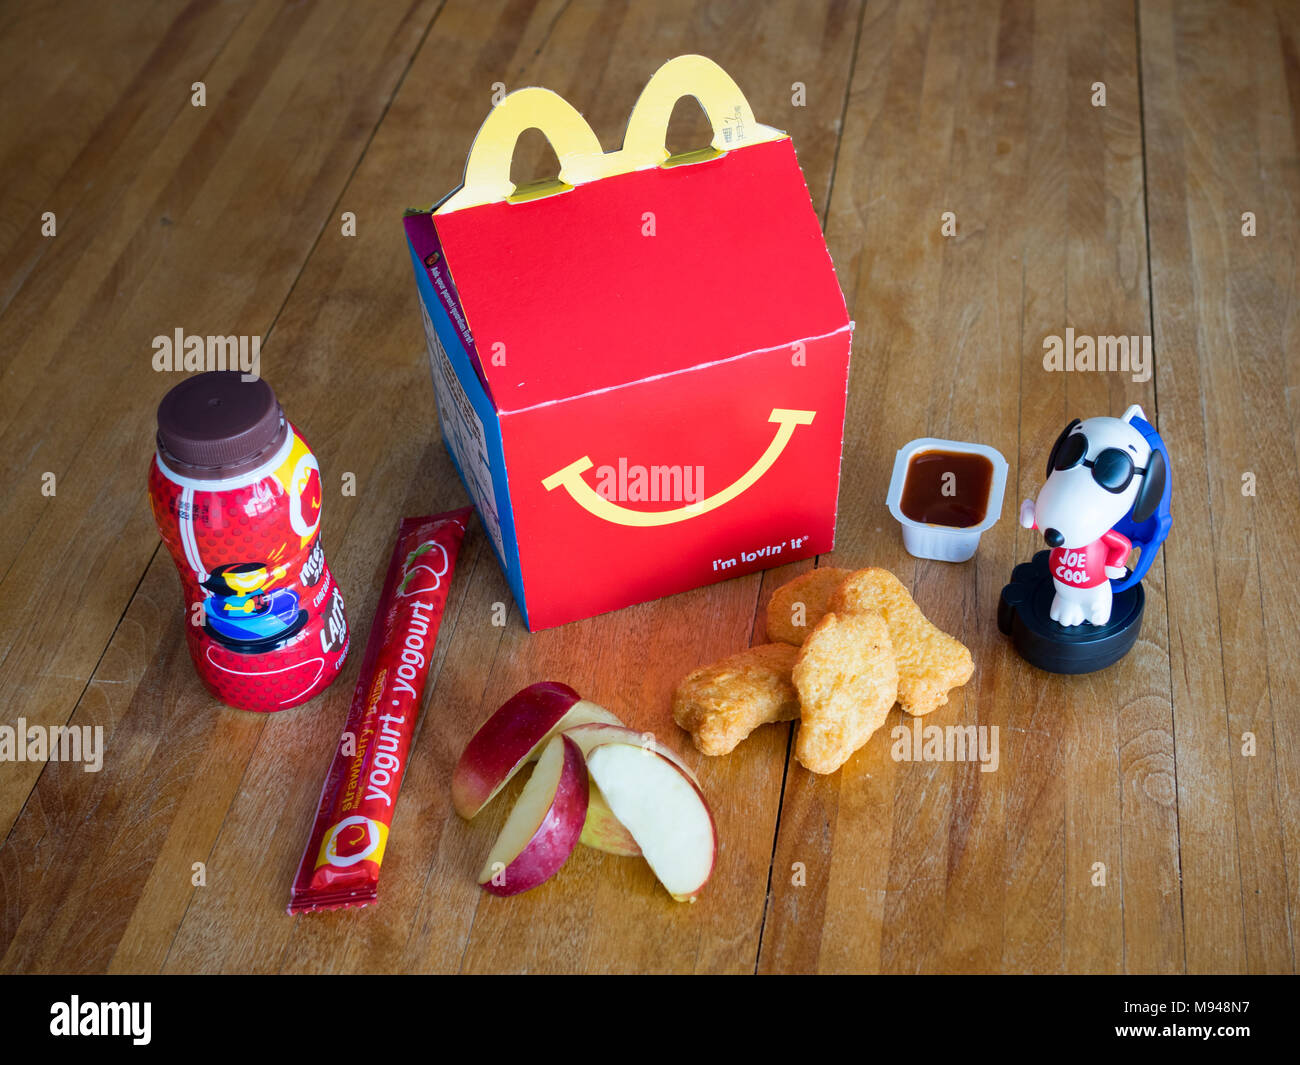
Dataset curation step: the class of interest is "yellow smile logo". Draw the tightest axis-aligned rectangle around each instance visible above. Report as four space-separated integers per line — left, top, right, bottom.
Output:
541 409 815 527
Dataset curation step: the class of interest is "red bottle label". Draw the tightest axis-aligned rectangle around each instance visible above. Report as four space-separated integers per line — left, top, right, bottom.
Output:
148 424 349 712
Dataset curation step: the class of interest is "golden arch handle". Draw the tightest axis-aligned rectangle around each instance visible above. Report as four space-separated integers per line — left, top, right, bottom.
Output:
541 409 815 527
436 88 607 214
435 56 786 215
620 54 783 170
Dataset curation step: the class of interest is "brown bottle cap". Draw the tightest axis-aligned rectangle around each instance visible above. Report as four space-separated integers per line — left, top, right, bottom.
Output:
156 372 287 479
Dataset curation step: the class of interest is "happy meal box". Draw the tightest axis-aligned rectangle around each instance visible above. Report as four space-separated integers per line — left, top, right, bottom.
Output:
403 55 853 630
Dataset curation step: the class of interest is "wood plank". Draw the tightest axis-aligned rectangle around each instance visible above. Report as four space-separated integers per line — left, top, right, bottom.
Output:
1140 0 1299 973
759 0 1179 973
0 1 253 319
1059 0 1180 977
0 0 443 971
0 0 440 847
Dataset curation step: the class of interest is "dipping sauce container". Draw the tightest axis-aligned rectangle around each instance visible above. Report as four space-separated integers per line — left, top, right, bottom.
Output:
886 438 1008 562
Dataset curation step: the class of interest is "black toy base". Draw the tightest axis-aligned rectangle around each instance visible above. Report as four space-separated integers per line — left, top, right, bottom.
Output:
997 551 1144 675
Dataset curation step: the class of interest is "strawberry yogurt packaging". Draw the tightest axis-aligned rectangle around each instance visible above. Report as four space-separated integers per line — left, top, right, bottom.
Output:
150 372 349 712
290 509 471 913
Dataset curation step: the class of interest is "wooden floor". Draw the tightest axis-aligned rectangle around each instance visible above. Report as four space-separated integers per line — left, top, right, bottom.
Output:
1 0 1297 974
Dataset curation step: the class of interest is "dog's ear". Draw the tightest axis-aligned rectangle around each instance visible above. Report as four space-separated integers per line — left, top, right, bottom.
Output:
1046 419 1081 478
1131 447 1166 523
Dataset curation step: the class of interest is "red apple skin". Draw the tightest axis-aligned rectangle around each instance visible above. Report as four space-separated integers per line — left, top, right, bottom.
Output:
479 734 589 897
452 681 581 818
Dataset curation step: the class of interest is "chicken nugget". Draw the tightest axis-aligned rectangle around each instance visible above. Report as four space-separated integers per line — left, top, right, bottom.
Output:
829 567 973 716
765 567 852 646
793 611 898 774
673 643 801 756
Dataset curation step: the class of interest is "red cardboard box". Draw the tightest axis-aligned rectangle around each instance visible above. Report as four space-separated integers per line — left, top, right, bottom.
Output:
404 56 852 630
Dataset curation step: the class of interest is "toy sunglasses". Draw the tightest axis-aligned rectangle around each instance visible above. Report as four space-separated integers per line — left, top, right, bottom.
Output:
1048 420 1149 494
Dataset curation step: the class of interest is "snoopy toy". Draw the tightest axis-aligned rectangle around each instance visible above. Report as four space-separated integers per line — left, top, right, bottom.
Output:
999 405 1171 674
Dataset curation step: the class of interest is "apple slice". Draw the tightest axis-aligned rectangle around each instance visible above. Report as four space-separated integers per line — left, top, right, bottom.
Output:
585 740 717 902
561 723 644 857
478 734 588 896
452 682 621 819
562 723 702 859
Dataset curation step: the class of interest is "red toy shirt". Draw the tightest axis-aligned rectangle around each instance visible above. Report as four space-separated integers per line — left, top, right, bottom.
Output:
1049 530 1131 589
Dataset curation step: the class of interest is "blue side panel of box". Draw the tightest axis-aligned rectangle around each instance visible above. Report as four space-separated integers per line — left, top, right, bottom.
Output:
404 236 530 628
